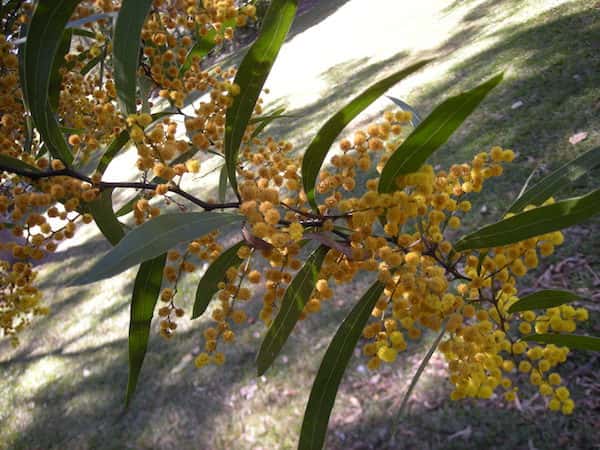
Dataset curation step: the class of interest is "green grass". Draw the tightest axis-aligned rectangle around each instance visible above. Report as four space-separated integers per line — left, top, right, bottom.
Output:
1 1 599 449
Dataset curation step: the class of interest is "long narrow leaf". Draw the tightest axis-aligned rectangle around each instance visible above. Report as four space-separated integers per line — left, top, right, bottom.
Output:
113 0 153 115
125 254 166 407
80 53 103 76
248 109 294 124
14 11 119 45
508 290 580 314
507 146 600 213
48 28 72 111
95 130 130 174
17 21 29 111
250 107 289 139
256 245 328 375
83 131 131 245
86 189 125 246
391 325 446 444
73 212 244 285
299 281 385 450
514 166 539 204
178 18 237 77
218 164 229 203
302 60 431 210
0 153 41 173
454 189 600 251
192 241 245 319
521 333 600 352
386 96 423 126
379 74 503 194
224 0 298 196
72 28 96 39
24 0 82 163
96 111 174 178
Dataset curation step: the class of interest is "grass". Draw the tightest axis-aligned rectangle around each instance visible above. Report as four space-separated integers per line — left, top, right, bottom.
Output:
1 0 599 449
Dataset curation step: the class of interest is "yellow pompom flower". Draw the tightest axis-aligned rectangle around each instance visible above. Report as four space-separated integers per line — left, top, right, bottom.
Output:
194 352 210 368
377 346 398 363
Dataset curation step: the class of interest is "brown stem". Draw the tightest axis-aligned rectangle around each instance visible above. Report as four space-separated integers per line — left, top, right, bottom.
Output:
0 164 240 211
422 241 471 281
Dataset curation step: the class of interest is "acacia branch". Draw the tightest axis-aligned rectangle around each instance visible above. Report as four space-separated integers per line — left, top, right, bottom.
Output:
423 242 471 281
0 164 240 211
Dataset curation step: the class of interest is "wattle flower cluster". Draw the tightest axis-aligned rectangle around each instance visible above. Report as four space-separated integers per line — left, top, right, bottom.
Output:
0 2 589 418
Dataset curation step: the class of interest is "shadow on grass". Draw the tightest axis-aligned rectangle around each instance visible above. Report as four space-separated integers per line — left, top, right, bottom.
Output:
288 0 353 41
1 272 377 449
324 395 599 450
398 2 600 234
443 0 529 20
261 2 599 229
416 3 600 205
184 0 353 107
4 329 244 450
265 50 411 148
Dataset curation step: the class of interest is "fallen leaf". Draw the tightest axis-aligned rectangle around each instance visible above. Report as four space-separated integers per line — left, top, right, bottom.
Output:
569 131 588 145
448 425 472 441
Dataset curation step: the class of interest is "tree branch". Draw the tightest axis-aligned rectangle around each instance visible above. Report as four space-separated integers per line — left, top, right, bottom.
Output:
0 164 240 211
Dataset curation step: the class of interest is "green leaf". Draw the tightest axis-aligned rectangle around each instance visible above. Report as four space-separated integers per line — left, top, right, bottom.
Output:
138 74 154 114
224 0 298 197
514 165 539 204
18 21 34 155
64 48 90 71
507 146 600 213
178 18 237 77
191 241 245 319
86 189 125 246
256 245 328 376
521 333 600 352
23 114 34 154
71 28 97 39
508 290 581 314
0 153 41 173
248 109 294 124
454 189 600 251
95 130 130 175
59 126 85 135
386 96 423 126
81 185 157 410
113 0 153 115
218 164 229 203
249 107 289 139
24 0 82 164
73 212 244 285
115 197 136 218
80 53 103 76
391 324 446 444
48 28 71 111
35 145 49 159
125 254 166 407
302 60 431 210
299 281 385 450
17 21 29 109
96 111 174 177
378 73 503 194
